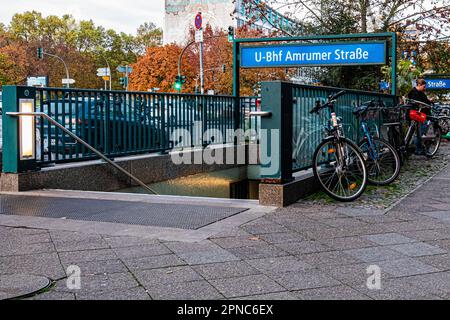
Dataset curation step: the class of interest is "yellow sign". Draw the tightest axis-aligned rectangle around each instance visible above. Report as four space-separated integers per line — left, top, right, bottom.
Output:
102 76 110 81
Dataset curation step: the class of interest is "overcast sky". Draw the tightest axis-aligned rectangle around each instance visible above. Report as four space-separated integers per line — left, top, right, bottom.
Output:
0 0 165 34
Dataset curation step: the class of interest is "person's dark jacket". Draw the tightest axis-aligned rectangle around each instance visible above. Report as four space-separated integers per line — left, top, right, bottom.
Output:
407 87 433 115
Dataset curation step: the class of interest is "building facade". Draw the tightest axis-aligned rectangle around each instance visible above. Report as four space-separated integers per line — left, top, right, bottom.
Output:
164 0 298 45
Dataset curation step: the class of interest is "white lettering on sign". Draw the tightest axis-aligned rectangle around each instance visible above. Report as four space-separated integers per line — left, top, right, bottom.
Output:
428 81 449 89
285 51 332 62
254 48 371 64
334 48 369 60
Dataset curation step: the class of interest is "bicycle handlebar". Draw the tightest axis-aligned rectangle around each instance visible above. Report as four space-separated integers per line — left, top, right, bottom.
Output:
404 98 433 109
310 90 347 114
330 90 347 101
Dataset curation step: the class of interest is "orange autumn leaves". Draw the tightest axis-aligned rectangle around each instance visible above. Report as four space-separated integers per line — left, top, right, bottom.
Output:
128 26 288 95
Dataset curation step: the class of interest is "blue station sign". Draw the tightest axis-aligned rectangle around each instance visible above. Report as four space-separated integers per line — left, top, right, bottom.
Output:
240 41 387 68
426 78 450 90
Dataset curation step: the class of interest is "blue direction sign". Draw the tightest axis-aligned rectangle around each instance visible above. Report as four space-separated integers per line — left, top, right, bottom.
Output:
241 41 387 68
426 79 450 90
379 81 390 90
117 65 133 74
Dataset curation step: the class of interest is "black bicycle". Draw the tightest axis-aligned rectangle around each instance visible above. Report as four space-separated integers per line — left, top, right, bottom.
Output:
387 99 443 161
310 91 368 202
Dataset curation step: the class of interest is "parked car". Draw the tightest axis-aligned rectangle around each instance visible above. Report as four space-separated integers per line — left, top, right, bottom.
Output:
39 96 164 156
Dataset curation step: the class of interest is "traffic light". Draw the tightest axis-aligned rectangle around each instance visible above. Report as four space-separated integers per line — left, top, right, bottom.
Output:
174 75 186 91
222 64 226 73
228 26 234 42
119 77 128 88
37 47 44 59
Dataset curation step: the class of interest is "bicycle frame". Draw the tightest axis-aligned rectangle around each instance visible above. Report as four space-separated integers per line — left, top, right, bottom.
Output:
361 121 379 160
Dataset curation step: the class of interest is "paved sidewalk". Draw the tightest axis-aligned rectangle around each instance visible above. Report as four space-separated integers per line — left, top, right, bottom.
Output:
1 154 450 300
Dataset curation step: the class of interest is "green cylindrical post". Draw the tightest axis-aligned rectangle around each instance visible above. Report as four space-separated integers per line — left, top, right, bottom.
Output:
391 32 398 96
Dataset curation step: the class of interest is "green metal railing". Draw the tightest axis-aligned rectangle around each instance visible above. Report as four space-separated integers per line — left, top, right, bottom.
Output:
291 84 398 172
2 86 258 171
259 81 398 181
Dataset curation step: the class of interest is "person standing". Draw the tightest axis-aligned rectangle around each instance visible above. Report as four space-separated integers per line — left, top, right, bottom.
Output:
407 79 433 155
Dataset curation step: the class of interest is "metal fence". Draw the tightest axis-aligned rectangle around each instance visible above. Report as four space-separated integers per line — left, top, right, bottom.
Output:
27 87 257 166
291 84 398 172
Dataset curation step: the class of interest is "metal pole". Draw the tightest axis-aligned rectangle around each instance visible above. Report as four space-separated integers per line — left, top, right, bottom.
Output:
391 32 398 96
125 64 129 91
105 58 112 91
6 111 158 195
44 52 70 88
199 33 205 95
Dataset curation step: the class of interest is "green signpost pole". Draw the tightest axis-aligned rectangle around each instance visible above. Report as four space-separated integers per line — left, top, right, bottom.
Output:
391 32 398 95
233 40 241 133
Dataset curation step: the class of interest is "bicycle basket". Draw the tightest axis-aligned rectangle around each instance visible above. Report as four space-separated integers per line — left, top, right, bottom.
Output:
354 102 378 120
409 110 427 124
381 107 401 124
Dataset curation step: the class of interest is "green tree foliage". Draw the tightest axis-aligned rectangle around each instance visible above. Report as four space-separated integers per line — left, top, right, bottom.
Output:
0 11 162 89
382 60 422 96
247 0 450 93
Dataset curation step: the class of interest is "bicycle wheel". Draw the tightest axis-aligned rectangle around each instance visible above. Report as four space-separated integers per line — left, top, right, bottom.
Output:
423 123 442 157
359 137 401 186
312 137 368 202
387 125 406 166
438 116 450 135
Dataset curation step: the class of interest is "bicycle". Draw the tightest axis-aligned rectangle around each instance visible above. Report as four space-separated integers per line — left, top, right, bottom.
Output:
387 98 442 161
432 104 450 136
353 100 401 185
309 90 368 202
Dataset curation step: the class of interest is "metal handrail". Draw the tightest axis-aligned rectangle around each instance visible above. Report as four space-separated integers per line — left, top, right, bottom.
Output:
6 111 158 195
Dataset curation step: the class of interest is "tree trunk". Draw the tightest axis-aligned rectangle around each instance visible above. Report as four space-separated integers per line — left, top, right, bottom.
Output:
360 0 368 33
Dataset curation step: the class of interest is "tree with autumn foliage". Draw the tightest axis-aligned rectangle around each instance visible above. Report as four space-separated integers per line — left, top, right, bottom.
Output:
128 44 197 92
129 25 288 96
0 11 162 89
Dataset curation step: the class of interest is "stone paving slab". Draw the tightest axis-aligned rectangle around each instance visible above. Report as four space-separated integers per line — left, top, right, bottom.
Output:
123 254 187 271
177 249 240 265
363 233 418 246
344 247 406 263
60 259 129 276
0 252 66 280
0 274 51 300
271 269 341 291
372 258 440 277
112 244 171 260
349 279 443 300
275 241 332 255
134 266 203 286
293 285 371 300
385 242 447 257
235 291 298 300
192 261 260 280
209 274 285 298
75 286 151 300
145 280 224 300
227 244 290 260
245 256 313 274
256 232 308 244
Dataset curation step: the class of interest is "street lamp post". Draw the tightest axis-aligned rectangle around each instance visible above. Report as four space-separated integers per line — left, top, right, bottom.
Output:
41 51 71 88
102 56 112 91
177 35 228 94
